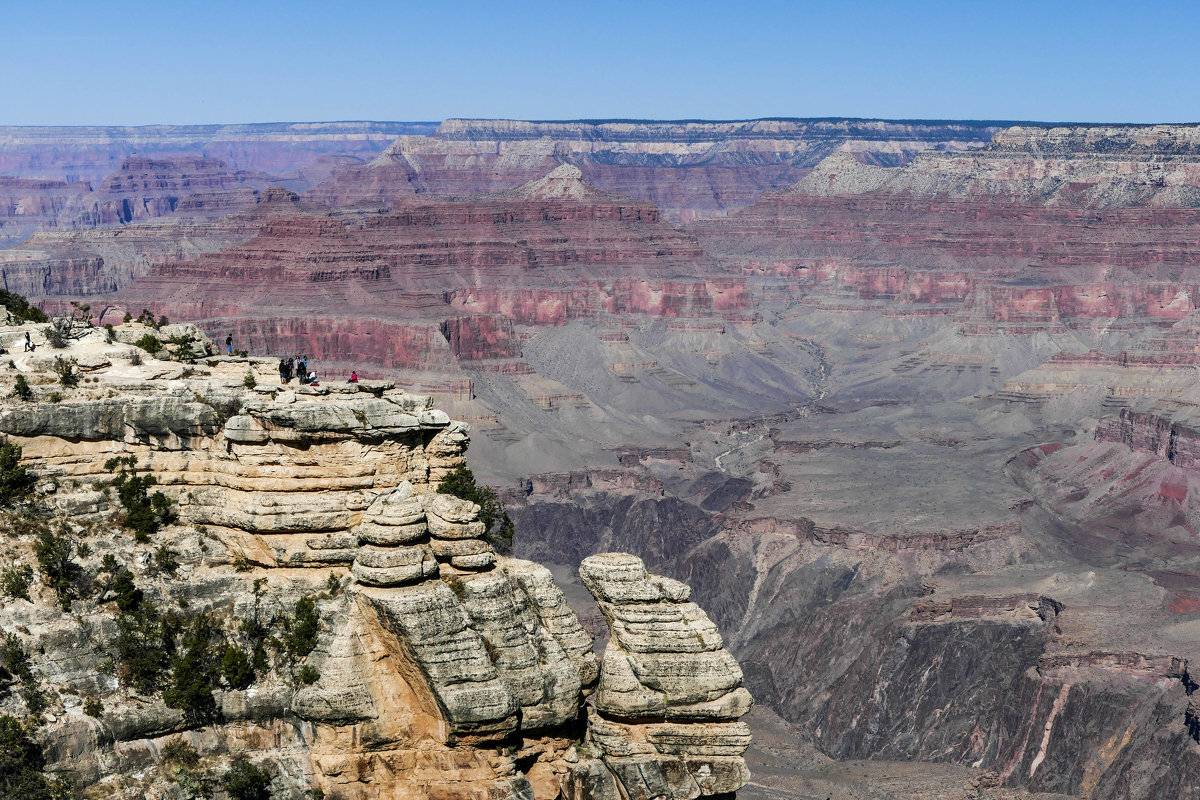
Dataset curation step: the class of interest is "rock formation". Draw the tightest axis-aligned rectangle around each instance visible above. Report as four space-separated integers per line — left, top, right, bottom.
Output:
0 121 436 186
570 553 752 799
313 117 1003 221
0 319 750 799
12 118 1200 797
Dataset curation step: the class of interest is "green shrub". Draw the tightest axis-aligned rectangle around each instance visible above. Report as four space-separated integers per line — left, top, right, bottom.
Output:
167 334 199 363
285 597 320 659
161 738 199 766
154 545 179 574
10 376 31 402
0 291 46 324
44 320 69 349
114 605 174 694
1 566 32 601
50 356 78 388
20 685 46 716
106 458 174 542
0 635 45 717
133 334 162 355
83 696 102 718
220 645 255 691
173 765 211 798
437 464 516 554
1 633 33 685
33 527 79 611
111 568 143 614
222 757 271 800
163 616 220 725
0 714 75 799
242 373 257 389
297 664 320 685
0 444 35 507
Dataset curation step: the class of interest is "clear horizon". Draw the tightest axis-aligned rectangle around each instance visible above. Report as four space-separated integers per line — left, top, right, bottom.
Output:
3 0 1198 126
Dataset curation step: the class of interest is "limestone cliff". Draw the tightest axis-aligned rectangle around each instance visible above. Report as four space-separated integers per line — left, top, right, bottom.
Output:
0 321 750 798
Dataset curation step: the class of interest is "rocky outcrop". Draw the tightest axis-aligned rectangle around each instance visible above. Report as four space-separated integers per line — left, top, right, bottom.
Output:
566 553 752 799
0 320 748 799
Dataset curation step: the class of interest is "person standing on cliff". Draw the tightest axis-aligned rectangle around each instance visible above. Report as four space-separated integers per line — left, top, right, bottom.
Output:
225 334 233 355
23 332 33 352
299 356 308 384
279 358 289 384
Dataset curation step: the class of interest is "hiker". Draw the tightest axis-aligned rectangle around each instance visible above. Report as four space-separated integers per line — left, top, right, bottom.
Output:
225 334 233 355
278 358 289 384
285 357 294 383
348 371 358 383
298 356 308 384
23 332 33 353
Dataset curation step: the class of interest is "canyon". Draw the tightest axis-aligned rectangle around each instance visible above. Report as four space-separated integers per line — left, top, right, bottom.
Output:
4 118 1200 798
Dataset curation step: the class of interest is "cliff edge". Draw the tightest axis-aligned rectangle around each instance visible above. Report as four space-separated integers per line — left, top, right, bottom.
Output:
0 319 751 798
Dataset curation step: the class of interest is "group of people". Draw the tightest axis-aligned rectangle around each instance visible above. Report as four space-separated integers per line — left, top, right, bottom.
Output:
279 356 316 386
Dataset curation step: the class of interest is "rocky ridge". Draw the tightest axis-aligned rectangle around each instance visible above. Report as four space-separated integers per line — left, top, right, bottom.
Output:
313 117 1004 221
0 320 751 798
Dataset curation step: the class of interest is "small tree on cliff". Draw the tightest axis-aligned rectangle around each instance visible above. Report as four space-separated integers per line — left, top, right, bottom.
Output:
0 443 35 507
0 291 46 325
437 464 515 554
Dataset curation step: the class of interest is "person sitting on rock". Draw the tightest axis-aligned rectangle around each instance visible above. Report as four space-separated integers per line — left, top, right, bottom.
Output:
307 372 318 387
348 371 358 383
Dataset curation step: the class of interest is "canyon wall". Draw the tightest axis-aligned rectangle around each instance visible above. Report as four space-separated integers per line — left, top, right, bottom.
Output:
316 117 1004 221
0 122 436 185
0 322 752 799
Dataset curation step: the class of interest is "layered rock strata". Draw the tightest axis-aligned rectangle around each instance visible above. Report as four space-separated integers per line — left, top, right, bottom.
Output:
569 553 752 799
0 121 435 185
0 321 748 799
693 125 1200 333
315 118 1003 221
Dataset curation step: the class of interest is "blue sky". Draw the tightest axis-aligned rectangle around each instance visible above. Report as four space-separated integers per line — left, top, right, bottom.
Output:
2 0 1197 125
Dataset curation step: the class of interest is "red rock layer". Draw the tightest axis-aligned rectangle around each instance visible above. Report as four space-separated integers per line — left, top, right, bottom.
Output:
695 194 1200 330
0 176 93 245
110 177 750 365
1095 409 1200 471
74 156 267 227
